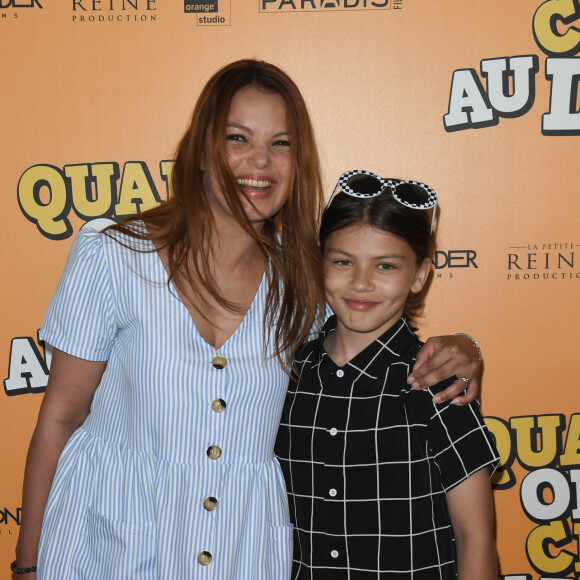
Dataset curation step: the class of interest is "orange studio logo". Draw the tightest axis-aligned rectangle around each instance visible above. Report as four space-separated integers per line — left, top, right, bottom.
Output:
444 1 580 135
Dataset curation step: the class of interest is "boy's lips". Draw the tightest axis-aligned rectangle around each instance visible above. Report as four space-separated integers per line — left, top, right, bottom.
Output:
344 298 378 311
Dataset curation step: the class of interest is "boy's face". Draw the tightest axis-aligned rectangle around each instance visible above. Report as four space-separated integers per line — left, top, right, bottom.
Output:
323 224 431 342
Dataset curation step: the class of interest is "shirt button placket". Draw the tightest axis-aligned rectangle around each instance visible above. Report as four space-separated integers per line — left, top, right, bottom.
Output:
207 354 227 464
202 353 228 570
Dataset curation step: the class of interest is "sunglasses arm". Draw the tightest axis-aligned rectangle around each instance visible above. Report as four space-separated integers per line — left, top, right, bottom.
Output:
325 182 342 211
430 201 437 234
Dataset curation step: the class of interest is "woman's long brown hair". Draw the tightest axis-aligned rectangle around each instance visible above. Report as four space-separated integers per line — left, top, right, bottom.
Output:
107 59 326 367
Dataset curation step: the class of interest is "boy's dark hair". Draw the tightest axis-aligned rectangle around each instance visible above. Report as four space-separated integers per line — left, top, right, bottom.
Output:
319 186 436 324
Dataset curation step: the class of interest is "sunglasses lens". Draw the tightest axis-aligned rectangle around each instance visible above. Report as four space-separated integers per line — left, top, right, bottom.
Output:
346 174 383 197
394 183 433 208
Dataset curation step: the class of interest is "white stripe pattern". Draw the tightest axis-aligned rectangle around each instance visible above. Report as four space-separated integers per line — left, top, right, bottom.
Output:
276 316 499 578
37 226 293 579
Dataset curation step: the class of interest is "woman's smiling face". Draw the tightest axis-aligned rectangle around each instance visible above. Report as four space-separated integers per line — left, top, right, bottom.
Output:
204 84 292 230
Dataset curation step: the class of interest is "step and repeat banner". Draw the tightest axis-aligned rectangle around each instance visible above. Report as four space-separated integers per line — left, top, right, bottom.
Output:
1 1 579 578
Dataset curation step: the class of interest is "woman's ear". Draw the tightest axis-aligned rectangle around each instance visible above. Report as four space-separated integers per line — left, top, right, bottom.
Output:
411 258 432 294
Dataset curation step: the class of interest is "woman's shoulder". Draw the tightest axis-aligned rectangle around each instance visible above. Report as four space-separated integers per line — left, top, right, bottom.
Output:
71 220 156 259
70 219 159 279
66 220 111 261
101 219 154 250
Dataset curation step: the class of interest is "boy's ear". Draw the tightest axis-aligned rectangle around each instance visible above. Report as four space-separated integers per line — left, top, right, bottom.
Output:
411 258 432 294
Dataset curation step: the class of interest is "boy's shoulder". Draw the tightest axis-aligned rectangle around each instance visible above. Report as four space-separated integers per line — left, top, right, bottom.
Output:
296 315 338 361
401 334 458 396
294 335 321 363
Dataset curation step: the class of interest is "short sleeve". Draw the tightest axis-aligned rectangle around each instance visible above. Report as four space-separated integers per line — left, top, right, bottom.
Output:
426 392 499 492
39 227 116 361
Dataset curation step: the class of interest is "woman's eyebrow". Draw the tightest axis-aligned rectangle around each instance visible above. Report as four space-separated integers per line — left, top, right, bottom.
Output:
226 122 251 133
226 123 289 139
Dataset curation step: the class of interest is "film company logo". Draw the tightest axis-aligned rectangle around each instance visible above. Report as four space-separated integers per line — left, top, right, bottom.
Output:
433 249 478 279
72 0 157 24
506 242 579 281
184 0 216 12
260 0 398 13
0 507 22 532
0 0 42 7
1 0 43 20
185 0 230 25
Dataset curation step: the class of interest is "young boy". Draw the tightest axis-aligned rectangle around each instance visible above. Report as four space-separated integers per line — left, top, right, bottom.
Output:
276 170 499 579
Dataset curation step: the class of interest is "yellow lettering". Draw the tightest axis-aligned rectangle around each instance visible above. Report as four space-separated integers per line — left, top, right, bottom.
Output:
560 413 580 466
115 162 162 217
533 0 580 56
527 520 575 574
17 165 72 239
160 160 175 199
511 415 563 468
484 416 516 488
66 163 117 218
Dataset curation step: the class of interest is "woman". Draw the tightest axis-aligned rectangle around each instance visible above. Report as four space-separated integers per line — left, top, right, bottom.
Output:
13 60 481 579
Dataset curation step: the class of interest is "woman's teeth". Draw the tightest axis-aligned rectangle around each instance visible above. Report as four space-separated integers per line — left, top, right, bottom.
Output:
236 178 272 189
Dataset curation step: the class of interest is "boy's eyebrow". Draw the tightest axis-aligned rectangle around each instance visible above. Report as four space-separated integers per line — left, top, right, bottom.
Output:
325 248 352 257
326 248 407 260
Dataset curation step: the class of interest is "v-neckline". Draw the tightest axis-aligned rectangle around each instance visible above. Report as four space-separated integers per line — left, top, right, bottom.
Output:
150 243 267 351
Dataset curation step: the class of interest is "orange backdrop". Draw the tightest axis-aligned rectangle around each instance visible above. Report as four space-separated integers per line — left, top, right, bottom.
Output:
1 1 579 577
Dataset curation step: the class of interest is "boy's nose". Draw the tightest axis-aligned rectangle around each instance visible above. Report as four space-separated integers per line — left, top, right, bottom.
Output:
350 267 373 291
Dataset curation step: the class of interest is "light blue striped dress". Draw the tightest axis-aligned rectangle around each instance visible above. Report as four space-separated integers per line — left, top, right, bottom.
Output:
37 224 293 579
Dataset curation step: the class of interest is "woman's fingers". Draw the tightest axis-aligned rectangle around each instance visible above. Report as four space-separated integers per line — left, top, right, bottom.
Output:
434 374 480 405
408 335 481 404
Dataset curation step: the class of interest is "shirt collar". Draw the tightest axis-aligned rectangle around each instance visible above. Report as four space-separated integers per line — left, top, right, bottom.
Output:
316 315 420 391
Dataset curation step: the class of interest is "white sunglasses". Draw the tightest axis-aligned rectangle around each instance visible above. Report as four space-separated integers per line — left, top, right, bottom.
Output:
327 170 438 233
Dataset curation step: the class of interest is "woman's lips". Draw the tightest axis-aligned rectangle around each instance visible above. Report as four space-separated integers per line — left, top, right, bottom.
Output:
236 177 275 199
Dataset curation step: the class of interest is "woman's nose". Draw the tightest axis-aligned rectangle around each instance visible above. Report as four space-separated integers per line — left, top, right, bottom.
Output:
249 144 271 168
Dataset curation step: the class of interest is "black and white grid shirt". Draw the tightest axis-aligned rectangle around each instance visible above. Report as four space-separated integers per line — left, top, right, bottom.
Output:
275 316 499 579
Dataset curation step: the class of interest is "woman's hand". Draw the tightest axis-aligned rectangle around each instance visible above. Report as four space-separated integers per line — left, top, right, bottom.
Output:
407 334 481 404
